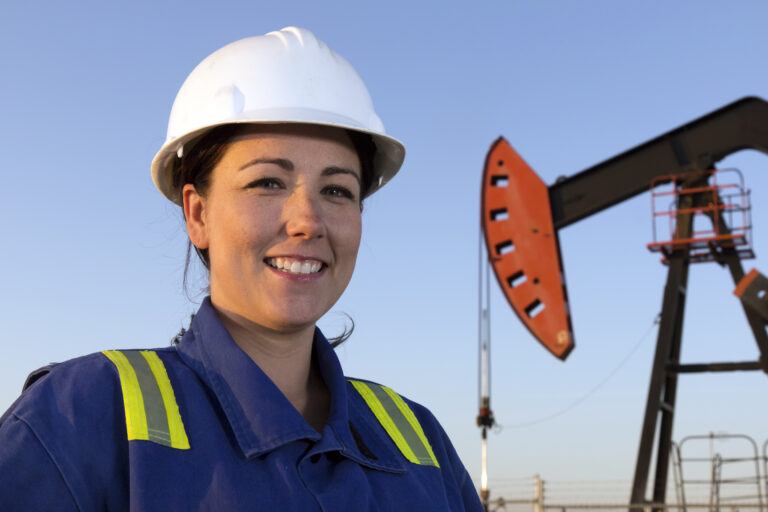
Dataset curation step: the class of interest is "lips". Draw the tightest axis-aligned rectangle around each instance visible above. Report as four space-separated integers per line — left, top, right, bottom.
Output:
265 257 324 275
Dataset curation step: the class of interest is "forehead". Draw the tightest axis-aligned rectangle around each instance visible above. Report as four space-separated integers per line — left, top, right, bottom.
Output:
224 124 357 156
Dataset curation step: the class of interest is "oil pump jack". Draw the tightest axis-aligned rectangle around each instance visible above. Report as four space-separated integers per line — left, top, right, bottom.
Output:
478 96 768 511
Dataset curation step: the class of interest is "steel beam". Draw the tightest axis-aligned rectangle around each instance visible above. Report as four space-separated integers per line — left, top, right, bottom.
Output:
630 189 701 511
550 97 768 229
668 361 763 373
629 254 690 511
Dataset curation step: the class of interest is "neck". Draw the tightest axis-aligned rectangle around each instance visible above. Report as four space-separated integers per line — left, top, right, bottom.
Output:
211 301 330 432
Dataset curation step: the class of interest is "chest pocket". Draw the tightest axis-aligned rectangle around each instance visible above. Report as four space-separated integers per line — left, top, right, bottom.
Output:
103 350 190 450
348 379 439 468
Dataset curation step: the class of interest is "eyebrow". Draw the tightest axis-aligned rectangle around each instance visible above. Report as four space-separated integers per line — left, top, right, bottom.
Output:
239 158 361 186
238 158 294 171
322 166 361 186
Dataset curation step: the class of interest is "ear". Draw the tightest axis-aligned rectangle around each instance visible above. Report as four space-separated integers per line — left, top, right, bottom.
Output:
183 184 210 250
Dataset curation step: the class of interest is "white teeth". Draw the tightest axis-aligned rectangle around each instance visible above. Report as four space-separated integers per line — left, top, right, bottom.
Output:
267 257 323 275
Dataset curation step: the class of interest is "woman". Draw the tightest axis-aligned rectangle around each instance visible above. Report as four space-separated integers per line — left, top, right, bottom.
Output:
0 27 482 511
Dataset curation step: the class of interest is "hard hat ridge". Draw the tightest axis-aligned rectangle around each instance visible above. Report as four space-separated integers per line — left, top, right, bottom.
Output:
152 26 404 204
266 25 319 51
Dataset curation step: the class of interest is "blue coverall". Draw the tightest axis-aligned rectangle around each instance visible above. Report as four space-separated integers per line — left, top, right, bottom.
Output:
0 298 483 511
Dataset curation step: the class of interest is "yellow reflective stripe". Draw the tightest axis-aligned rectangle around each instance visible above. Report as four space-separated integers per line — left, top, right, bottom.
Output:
350 380 420 464
103 350 190 450
369 384 437 467
140 351 190 450
382 386 439 466
349 379 439 467
102 350 148 441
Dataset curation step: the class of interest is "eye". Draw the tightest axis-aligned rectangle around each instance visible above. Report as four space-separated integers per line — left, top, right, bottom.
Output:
322 184 356 200
247 177 284 190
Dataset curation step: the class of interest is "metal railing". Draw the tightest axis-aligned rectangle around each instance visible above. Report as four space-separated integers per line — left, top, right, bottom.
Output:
672 433 765 511
484 435 768 512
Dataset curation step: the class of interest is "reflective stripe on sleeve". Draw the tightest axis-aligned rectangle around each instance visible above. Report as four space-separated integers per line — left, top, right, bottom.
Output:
102 350 190 449
349 380 439 467
140 351 190 449
102 350 148 441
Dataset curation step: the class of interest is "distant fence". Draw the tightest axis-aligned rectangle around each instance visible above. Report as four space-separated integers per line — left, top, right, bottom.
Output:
484 434 768 512
484 475 766 512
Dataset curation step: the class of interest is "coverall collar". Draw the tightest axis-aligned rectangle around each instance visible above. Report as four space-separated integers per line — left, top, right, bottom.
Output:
175 298 404 473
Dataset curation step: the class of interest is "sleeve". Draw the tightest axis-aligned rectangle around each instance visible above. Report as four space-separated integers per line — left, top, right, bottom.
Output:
439 422 485 512
0 413 80 511
405 397 484 512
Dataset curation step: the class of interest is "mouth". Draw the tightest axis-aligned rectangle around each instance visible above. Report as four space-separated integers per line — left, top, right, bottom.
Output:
265 257 325 275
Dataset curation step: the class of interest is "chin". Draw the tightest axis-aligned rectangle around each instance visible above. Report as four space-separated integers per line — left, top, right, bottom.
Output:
265 307 327 333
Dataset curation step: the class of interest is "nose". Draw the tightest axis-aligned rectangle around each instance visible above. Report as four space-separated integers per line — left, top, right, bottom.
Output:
284 187 326 239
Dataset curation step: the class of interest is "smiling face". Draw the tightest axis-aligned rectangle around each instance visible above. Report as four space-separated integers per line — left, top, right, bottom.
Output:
183 124 363 335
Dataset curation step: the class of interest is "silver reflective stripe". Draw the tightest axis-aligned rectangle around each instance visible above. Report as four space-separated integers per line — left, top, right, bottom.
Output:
349 379 439 467
121 351 173 446
366 384 437 466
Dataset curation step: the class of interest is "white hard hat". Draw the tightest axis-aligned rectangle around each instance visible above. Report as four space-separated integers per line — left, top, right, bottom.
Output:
151 26 405 205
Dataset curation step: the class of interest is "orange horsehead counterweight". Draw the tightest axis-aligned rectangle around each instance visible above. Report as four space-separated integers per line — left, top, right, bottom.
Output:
481 138 574 360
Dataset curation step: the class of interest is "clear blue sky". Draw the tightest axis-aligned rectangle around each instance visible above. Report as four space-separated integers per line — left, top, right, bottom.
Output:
2 0 768 493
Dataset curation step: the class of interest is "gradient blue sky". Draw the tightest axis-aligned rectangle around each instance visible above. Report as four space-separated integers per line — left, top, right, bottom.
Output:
2 0 768 494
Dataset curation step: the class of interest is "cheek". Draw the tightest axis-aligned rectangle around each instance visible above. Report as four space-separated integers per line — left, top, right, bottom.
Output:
208 201 274 259
339 216 362 268
327 205 361 262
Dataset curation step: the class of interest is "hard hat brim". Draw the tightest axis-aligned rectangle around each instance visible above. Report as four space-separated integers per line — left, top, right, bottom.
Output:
151 110 405 206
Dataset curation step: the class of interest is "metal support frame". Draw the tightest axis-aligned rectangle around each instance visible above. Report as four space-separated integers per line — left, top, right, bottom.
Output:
630 177 700 510
630 183 768 511
553 98 768 509
630 231 692 511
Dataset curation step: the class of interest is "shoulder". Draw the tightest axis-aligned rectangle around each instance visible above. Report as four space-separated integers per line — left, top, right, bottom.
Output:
2 347 193 452
346 378 482 510
0 351 128 509
6 351 120 423
0 347 189 508
346 378 441 427
345 378 454 463
5 347 184 424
